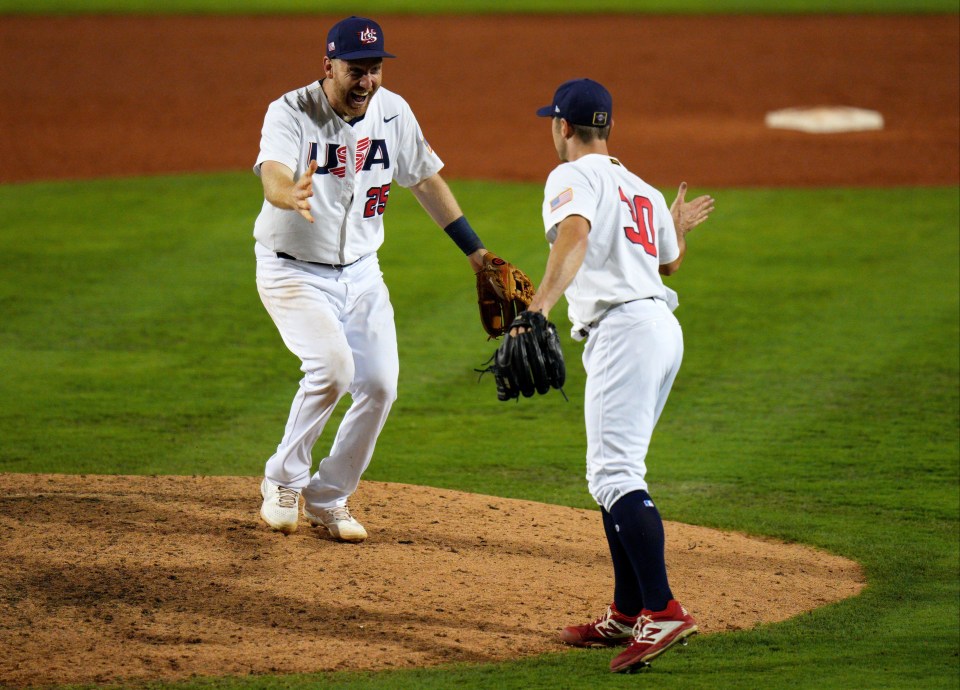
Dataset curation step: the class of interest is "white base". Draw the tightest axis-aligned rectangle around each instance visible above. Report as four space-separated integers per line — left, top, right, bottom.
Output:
764 106 884 133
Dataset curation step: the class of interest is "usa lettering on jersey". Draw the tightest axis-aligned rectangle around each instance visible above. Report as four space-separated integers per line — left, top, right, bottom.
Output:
308 139 391 178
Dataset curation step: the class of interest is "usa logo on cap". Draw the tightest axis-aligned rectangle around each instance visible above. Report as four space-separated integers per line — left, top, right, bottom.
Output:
326 16 396 59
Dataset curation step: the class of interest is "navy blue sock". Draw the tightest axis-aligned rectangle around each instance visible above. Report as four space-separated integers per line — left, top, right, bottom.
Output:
607 490 673 613
601 507 643 616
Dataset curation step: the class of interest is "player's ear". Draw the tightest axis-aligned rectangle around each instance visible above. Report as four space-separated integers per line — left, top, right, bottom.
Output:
560 119 574 139
322 56 335 76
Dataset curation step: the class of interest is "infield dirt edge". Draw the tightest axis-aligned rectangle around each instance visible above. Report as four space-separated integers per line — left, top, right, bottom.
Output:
0 473 865 688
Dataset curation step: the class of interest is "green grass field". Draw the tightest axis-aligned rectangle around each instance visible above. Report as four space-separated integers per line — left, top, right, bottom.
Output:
1 176 957 689
2 1 958 688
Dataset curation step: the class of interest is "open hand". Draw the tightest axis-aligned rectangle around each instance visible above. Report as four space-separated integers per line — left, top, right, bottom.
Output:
292 160 319 223
670 182 714 235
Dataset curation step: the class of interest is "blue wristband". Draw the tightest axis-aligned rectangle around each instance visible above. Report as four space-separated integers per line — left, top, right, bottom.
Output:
443 216 484 256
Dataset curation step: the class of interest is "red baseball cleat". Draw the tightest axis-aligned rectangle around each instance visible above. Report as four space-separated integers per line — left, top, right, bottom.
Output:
609 599 698 673
559 604 639 647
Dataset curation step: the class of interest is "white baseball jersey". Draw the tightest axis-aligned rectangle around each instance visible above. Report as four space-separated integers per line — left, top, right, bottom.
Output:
542 154 680 336
253 82 443 265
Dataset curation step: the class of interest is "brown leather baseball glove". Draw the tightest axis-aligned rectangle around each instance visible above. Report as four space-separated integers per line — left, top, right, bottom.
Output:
475 252 535 338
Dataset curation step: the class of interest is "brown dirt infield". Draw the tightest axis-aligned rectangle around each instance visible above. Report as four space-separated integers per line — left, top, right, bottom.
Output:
1 12 954 688
0 15 956 187
0 474 863 688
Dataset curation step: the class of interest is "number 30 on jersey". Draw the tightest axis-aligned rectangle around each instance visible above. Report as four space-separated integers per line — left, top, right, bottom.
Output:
619 187 657 258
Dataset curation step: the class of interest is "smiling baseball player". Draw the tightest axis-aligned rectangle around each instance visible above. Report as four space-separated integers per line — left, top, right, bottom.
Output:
526 79 714 672
253 16 503 542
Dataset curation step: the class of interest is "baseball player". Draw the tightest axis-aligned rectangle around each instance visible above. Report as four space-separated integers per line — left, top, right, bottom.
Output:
526 79 714 672
253 16 495 542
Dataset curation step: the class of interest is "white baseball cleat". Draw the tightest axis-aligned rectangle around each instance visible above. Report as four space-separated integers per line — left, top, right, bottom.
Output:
304 504 368 542
259 478 301 534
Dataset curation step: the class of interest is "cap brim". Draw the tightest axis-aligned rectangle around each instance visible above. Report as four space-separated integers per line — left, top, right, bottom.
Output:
536 105 556 117
330 49 396 60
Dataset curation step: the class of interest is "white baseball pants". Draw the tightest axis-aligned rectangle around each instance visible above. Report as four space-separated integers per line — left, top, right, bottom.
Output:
582 298 683 512
255 242 399 509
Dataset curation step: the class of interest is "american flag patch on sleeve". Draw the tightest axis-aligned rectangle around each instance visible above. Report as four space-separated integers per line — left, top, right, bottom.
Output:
549 188 574 211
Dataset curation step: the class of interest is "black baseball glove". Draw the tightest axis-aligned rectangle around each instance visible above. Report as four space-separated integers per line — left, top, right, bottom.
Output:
478 310 566 401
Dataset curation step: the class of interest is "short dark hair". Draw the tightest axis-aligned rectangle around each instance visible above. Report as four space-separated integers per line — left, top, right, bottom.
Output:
571 123 611 142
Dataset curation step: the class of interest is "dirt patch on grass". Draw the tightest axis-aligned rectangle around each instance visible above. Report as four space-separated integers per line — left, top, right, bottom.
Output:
0 474 863 688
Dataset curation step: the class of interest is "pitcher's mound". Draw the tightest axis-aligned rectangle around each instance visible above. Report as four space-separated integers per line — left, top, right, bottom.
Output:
0 474 864 687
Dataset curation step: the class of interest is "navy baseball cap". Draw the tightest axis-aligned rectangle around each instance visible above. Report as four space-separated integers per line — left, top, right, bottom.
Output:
326 16 396 60
536 79 612 127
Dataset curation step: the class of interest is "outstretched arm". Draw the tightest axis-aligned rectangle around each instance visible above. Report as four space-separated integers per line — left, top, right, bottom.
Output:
409 172 488 271
527 215 590 319
260 160 319 223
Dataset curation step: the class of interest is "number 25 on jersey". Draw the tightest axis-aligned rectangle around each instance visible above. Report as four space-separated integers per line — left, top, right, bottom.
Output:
619 187 657 258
